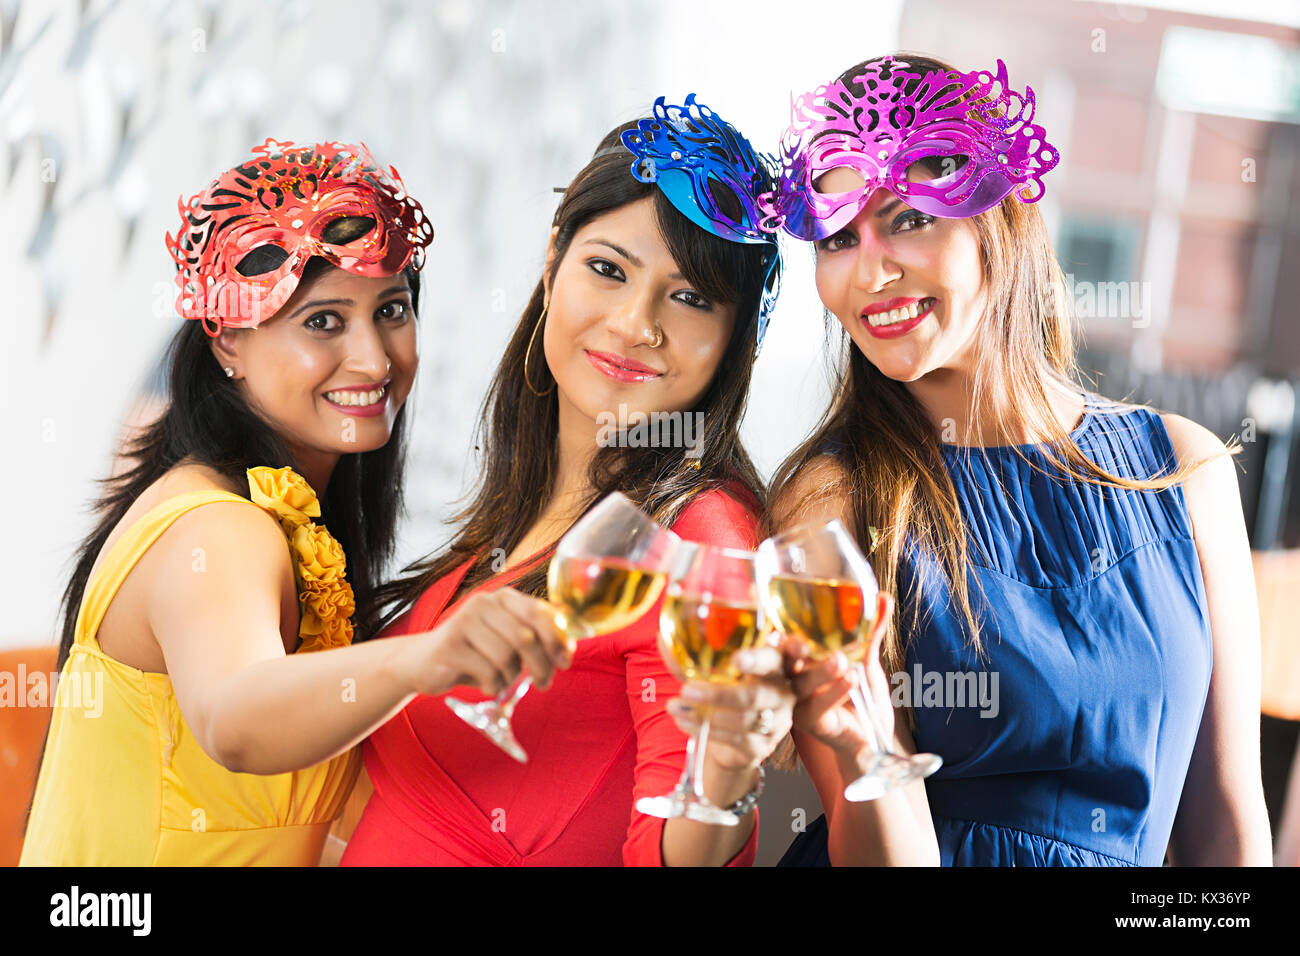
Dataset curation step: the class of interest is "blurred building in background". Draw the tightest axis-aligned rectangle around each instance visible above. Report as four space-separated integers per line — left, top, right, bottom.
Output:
903 0 1300 545
902 0 1300 857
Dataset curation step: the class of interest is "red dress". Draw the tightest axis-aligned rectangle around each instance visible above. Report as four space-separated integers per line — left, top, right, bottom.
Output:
340 484 762 866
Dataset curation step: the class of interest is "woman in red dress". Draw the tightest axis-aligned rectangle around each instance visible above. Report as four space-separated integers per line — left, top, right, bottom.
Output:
339 101 792 866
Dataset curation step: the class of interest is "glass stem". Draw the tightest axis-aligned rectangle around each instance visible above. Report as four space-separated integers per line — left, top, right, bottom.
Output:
680 710 713 801
848 661 892 756
492 612 580 721
497 675 533 720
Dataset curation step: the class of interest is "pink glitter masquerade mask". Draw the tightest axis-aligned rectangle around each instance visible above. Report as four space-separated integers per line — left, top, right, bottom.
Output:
759 57 1059 240
166 139 434 335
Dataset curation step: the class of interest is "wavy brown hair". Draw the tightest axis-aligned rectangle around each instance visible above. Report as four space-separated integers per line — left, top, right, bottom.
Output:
767 53 1239 753
373 118 775 630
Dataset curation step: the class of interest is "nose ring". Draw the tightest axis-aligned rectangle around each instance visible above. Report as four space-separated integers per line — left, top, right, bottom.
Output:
649 325 664 348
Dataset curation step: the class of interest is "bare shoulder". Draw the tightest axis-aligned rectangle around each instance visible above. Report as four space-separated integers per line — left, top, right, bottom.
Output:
1158 412 1233 466
93 461 251 577
141 487 293 626
770 453 853 533
136 461 287 583
1157 413 1245 535
95 461 293 671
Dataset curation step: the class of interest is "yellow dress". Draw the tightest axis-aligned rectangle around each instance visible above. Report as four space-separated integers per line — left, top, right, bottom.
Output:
20 467 362 866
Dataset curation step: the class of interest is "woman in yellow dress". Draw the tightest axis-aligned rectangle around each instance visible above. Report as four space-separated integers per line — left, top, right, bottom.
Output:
21 139 574 866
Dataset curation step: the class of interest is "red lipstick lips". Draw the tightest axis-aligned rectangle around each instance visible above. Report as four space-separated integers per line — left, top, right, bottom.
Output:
860 297 937 339
321 378 391 418
585 349 663 383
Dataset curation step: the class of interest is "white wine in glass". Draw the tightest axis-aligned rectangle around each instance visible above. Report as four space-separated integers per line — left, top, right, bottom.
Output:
765 574 874 662
661 591 761 683
637 542 766 826
757 519 942 802
548 554 668 640
446 491 678 762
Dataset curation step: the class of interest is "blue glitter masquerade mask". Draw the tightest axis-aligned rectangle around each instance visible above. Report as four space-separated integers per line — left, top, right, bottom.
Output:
620 95 782 352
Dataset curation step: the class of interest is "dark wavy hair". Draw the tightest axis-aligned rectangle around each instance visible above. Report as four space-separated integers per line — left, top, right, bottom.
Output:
23 257 420 831
54 257 419 670
374 119 774 630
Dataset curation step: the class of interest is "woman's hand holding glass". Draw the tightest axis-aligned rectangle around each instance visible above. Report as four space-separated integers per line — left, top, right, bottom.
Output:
638 543 793 825
404 588 573 699
782 590 896 763
445 491 678 762
756 519 941 801
668 644 794 776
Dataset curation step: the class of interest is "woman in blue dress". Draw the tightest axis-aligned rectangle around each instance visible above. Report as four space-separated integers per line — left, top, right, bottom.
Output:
757 53 1273 865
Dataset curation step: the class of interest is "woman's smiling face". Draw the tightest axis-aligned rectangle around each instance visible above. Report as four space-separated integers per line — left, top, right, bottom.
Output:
211 263 419 460
541 196 738 424
812 166 989 383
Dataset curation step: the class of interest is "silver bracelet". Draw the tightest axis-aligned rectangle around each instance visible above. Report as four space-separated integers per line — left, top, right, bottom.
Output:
723 764 765 817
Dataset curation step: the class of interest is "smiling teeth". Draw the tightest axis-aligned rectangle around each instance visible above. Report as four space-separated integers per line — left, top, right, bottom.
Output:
869 298 934 326
324 385 386 406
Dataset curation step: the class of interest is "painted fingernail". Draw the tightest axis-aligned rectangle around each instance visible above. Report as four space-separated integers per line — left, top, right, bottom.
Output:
735 651 755 670
681 685 706 701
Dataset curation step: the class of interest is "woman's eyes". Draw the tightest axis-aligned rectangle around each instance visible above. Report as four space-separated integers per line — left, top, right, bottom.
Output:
304 301 408 332
305 311 342 332
376 301 409 323
588 257 710 309
588 258 625 281
673 290 712 310
820 231 857 252
819 211 935 251
893 210 935 233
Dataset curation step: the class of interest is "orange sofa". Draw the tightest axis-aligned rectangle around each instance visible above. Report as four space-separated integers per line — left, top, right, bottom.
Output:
1254 550 1300 722
0 646 57 866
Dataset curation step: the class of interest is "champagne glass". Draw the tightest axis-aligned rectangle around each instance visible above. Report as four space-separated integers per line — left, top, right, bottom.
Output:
756 519 942 801
446 491 678 762
637 542 766 826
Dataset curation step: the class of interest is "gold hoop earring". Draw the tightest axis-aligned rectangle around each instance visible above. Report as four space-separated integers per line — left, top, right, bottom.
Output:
523 305 555 397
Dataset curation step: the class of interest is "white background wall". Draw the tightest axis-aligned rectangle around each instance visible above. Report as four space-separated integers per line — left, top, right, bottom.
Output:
0 0 903 649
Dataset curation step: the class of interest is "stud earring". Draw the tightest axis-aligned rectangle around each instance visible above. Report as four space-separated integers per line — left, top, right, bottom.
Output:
224 367 235 378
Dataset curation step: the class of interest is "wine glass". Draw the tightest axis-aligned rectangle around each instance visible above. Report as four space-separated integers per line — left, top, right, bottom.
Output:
446 491 678 762
636 541 767 826
755 519 942 801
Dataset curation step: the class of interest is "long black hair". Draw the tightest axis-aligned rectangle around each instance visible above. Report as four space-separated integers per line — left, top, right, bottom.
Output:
374 119 774 629
54 257 420 673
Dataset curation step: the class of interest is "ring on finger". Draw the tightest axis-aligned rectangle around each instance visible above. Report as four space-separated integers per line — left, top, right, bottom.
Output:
749 707 776 736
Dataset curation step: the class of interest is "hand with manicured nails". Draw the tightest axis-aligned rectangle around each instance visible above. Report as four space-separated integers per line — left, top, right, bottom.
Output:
403 588 573 698
782 591 896 761
663 643 795 772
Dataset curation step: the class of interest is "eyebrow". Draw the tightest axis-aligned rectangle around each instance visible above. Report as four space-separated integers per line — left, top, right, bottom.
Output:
876 197 904 218
582 239 684 281
289 285 411 318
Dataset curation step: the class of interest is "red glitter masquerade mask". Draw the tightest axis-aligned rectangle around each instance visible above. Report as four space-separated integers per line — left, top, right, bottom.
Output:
166 138 434 336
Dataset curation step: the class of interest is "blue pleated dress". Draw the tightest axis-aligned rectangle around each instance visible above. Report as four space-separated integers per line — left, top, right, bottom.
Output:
777 396 1214 866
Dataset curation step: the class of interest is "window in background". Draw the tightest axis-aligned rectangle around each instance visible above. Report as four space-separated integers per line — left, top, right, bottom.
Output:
1056 214 1143 290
